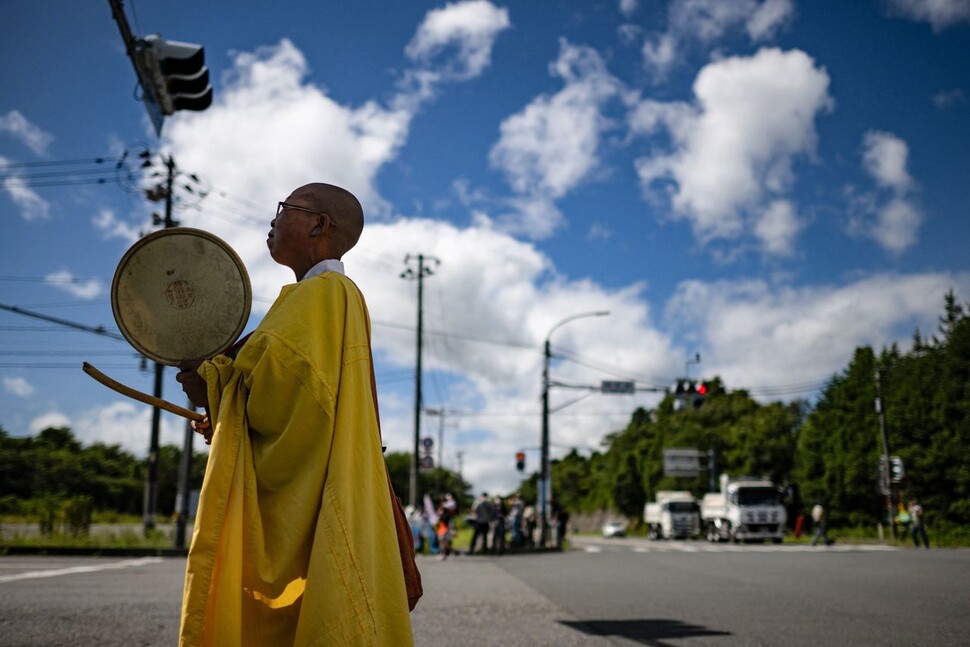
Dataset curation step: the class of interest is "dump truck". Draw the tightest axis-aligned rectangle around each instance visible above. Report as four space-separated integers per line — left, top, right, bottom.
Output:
701 474 786 543
644 490 701 540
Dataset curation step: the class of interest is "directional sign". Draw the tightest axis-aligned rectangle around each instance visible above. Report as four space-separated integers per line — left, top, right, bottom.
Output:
601 380 635 394
419 455 435 471
421 437 434 450
663 448 702 477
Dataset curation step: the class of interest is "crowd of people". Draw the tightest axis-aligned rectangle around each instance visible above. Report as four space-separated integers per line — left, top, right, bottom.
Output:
408 492 569 557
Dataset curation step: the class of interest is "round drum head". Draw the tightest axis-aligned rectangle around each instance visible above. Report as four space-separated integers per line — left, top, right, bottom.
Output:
111 227 252 366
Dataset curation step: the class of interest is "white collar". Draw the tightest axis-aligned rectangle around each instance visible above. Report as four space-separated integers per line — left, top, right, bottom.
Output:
301 258 345 281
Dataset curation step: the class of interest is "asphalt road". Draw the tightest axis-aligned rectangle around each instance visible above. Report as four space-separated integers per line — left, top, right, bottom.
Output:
1 538 968 646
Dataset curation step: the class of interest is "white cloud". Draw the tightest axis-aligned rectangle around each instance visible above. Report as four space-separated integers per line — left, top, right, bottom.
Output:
851 130 922 254
44 269 103 299
643 0 795 76
93 208 141 244
1 170 50 221
754 199 801 256
620 0 640 17
746 0 796 40
863 130 913 192
29 412 72 434
0 110 54 155
631 48 832 252
885 0 970 31
404 0 511 82
4 376 36 398
71 401 184 456
872 198 922 254
933 88 967 109
488 40 624 238
665 272 970 397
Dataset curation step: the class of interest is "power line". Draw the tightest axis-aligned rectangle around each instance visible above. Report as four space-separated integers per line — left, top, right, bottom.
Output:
0 156 124 169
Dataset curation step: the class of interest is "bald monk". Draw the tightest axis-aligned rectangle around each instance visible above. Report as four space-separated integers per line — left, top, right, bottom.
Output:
176 183 414 646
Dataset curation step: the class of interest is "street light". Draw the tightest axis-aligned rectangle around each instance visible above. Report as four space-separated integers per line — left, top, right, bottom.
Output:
540 310 610 547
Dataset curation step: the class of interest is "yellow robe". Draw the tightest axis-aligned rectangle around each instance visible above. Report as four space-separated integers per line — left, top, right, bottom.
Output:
179 272 413 646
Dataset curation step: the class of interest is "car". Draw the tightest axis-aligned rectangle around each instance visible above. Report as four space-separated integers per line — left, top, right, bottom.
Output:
601 519 628 538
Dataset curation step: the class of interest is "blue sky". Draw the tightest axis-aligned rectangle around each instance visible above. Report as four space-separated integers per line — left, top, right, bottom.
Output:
1 0 968 495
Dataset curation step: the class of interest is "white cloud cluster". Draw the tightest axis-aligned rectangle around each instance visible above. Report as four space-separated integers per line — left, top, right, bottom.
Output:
44 269 102 299
642 0 795 77
665 272 970 394
488 40 626 238
849 130 922 254
630 47 832 255
885 0 970 31
163 3 510 302
405 0 511 82
4 376 35 398
0 110 54 156
2 176 50 221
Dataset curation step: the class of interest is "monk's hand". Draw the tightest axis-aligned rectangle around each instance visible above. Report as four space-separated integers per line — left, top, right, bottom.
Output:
192 415 213 445
176 360 209 410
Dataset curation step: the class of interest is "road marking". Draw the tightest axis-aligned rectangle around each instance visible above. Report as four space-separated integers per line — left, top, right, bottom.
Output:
0 557 163 583
576 540 899 554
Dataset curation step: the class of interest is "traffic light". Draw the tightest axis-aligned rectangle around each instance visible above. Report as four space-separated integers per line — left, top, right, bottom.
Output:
516 452 525 472
136 35 213 117
693 381 709 409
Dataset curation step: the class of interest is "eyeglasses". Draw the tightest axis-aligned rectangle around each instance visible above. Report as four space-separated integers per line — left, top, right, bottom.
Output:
276 201 332 224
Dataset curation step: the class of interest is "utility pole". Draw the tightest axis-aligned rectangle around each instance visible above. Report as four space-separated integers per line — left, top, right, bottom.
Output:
400 254 439 509
875 366 895 540
143 155 179 536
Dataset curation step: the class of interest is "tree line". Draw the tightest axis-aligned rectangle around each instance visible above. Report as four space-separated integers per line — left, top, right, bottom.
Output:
0 426 207 522
3 292 967 538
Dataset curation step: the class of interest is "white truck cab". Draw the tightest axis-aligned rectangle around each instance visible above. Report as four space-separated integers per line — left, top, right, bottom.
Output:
644 490 701 540
701 475 786 543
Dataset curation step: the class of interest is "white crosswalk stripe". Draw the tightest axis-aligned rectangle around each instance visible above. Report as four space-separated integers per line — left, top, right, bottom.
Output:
579 539 897 554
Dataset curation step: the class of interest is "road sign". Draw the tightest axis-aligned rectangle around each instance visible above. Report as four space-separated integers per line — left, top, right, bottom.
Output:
421 437 434 450
663 448 702 477
420 455 434 471
601 380 635 394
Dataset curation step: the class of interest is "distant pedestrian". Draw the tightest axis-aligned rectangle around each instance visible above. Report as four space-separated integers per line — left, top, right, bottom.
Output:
491 496 508 555
509 494 524 547
908 498 930 549
469 492 494 554
523 504 537 548
551 496 570 549
810 502 828 547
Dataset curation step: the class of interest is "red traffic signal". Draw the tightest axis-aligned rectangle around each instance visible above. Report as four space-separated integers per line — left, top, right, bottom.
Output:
515 452 525 471
696 382 707 395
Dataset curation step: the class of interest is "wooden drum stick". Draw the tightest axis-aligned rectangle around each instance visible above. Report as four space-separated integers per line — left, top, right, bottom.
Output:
82 361 205 422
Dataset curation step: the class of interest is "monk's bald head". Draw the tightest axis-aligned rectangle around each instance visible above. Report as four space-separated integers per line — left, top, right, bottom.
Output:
291 182 363 259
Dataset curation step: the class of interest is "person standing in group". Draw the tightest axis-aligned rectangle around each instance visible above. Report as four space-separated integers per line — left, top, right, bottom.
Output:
469 492 494 554
810 501 828 547
175 183 414 645
437 493 457 560
908 497 930 549
491 496 508 555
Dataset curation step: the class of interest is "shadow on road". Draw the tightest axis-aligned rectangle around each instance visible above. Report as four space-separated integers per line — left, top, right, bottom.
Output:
560 618 731 645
